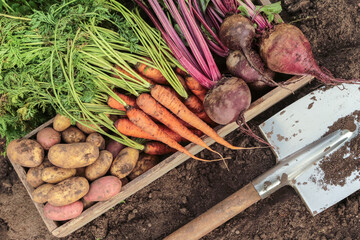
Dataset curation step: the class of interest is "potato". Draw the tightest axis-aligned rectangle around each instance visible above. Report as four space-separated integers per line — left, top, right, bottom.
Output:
85 150 113 181
76 121 98 134
53 114 71 132
48 143 99 168
81 198 95 209
106 139 124 158
26 162 47 188
110 147 139 179
86 133 105 150
128 154 159 180
32 183 54 203
42 167 76 183
47 177 89 206
7 139 44 167
61 126 86 144
44 201 83 221
83 176 122 202
36 127 61 150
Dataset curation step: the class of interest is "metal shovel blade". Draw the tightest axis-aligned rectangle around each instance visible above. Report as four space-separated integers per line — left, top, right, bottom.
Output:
258 84 360 215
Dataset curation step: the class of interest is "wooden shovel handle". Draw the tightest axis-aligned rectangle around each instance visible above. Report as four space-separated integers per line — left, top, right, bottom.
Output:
164 183 261 240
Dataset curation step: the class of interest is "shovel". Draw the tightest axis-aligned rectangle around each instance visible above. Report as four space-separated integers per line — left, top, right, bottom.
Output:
165 83 360 240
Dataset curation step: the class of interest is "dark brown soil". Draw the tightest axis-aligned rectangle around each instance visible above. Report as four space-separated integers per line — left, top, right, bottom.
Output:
314 111 360 188
1 0 360 239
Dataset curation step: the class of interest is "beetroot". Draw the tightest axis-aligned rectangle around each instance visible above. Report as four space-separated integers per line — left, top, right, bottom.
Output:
219 14 271 80
226 50 276 86
203 77 251 125
260 24 360 84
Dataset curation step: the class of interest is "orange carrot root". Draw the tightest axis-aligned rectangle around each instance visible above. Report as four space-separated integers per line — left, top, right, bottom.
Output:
114 118 157 140
144 141 176 155
184 95 204 113
175 67 187 78
136 93 222 156
113 65 155 85
126 107 221 162
135 60 168 85
107 91 136 111
150 85 255 150
185 76 207 102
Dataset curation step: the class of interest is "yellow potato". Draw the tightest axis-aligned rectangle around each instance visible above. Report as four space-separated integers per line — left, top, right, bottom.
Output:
62 126 86 144
53 114 71 132
76 121 99 134
26 160 52 188
42 167 76 183
110 147 139 179
85 150 113 181
86 133 105 150
7 139 44 167
128 154 159 180
32 183 54 203
47 177 89 206
48 143 99 168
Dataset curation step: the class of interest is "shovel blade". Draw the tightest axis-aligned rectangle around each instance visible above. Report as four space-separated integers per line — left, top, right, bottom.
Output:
259 84 360 215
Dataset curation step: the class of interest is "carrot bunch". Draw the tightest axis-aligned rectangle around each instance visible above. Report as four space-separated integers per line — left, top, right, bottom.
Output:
107 64 256 161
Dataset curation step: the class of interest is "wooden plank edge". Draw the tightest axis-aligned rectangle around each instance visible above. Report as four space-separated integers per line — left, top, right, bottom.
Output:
52 75 312 237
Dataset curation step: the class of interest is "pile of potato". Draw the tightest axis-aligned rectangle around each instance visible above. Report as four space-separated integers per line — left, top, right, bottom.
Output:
6 114 159 221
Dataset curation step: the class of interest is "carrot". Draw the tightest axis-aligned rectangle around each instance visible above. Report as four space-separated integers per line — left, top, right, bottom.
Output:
175 67 187 78
150 85 252 150
144 141 176 155
196 111 216 127
189 128 203 137
136 93 221 155
114 118 182 142
176 74 189 91
185 76 207 102
113 65 155 85
184 94 203 113
134 60 168 85
107 91 136 111
126 107 220 161
159 124 183 142
114 118 157 140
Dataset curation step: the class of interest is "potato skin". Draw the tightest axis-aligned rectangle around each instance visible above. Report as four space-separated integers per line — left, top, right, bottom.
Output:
26 162 50 188
42 167 76 183
86 133 105 150
36 127 61 150
44 201 83 221
53 114 71 132
110 147 139 179
128 154 159 180
7 139 44 167
62 126 86 144
76 121 98 134
32 183 54 203
85 150 113 181
106 140 124 158
48 143 99 168
47 177 89 206
83 176 122 202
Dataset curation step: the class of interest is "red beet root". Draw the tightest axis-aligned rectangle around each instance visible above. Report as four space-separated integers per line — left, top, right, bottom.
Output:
203 77 251 125
226 50 276 87
220 14 272 81
260 24 360 85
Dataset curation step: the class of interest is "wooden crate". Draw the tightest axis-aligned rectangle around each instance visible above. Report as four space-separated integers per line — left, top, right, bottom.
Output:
8 75 313 237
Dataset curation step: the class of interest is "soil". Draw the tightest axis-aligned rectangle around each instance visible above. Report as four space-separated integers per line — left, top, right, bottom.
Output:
1 0 360 239
314 111 360 188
